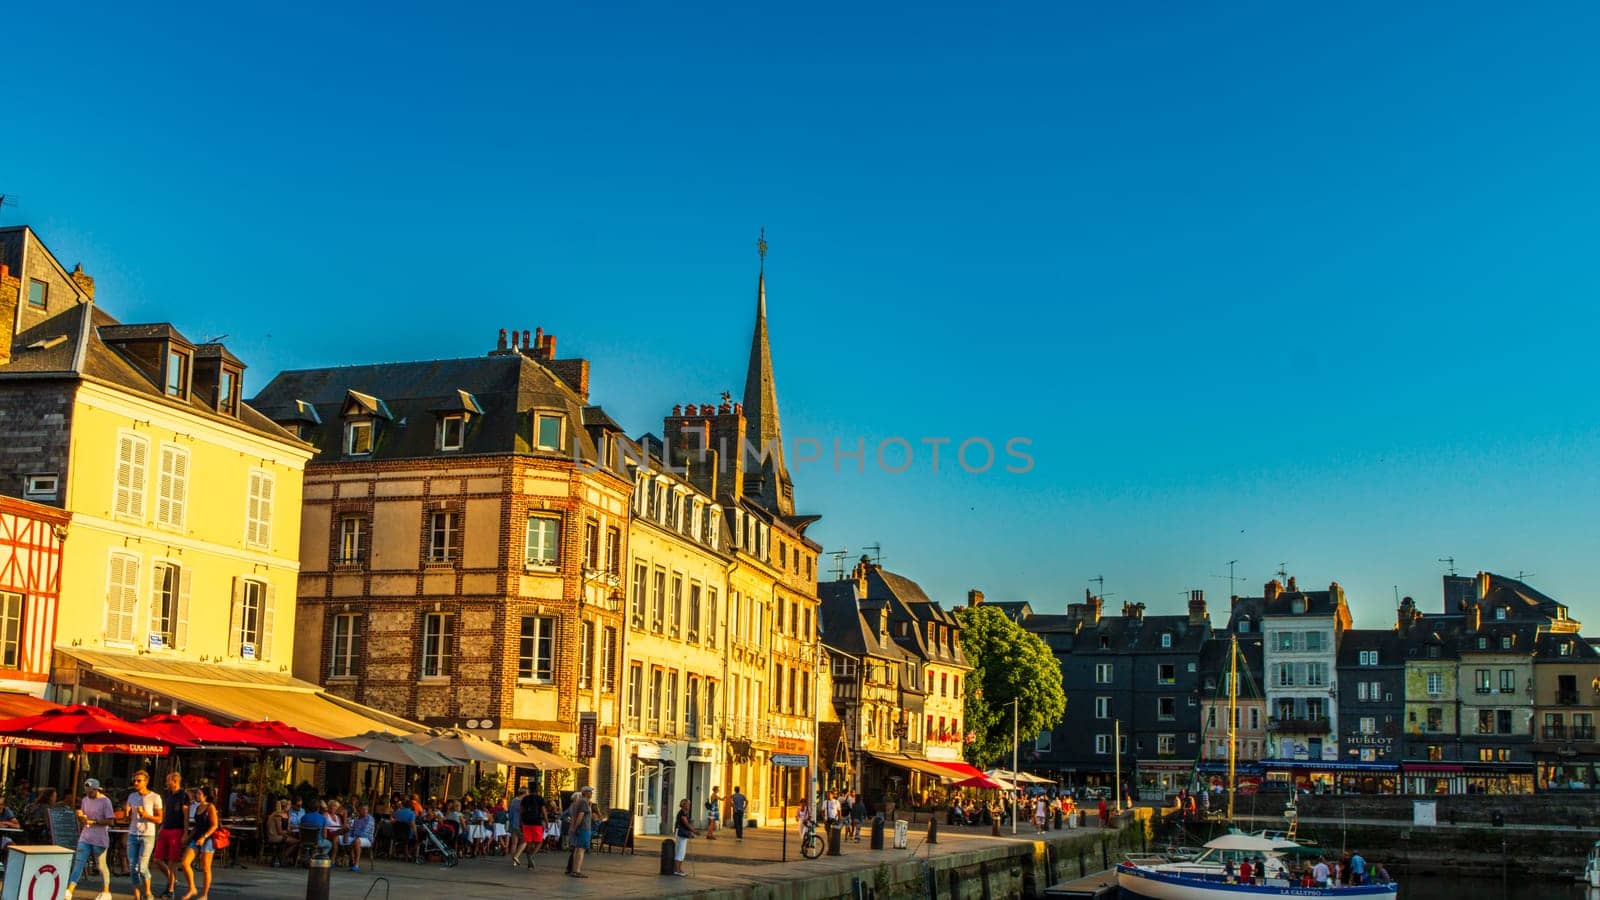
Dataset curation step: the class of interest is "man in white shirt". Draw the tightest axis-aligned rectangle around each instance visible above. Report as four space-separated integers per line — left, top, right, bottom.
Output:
1312 857 1331 887
822 791 841 826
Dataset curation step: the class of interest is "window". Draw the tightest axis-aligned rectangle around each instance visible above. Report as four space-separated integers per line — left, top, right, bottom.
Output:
114 433 149 521
535 413 563 450
648 668 663 730
583 520 599 570
245 469 273 549
1360 717 1376 735
1095 734 1110 754
579 620 594 689
1476 669 1491 693
687 583 701 642
1477 637 1487 650
330 613 362 678
1497 709 1512 734
706 589 718 646
1495 607 1507 621
217 368 238 415
148 561 188 650
1157 734 1176 755
1035 730 1052 753
630 563 647 627
428 511 459 562
651 570 666 632
1095 696 1112 719
1478 709 1494 735
1278 632 1294 651
1158 697 1176 720
1427 672 1443 697
165 349 190 398
1160 633 1172 648
1305 631 1323 652
0 592 20 668
525 515 559 567
605 527 621 575
669 575 684 637
601 626 618 692
232 578 272 660
422 612 453 677
148 446 188 531
345 420 374 455
23 474 58 499
1499 669 1515 693
26 279 46 309
437 414 466 450
1501 636 1513 650
1370 680 1381 700
1359 650 1377 666
1206 707 1217 728
518 615 556 683
1158 663 1176 684
338 517 366 565
1427 744 1443 761
1426 707 1443 731
627 663 644 724
1250 708 1260 729
105 554 139 643
1358 682 1370 701
1095 663 1113 684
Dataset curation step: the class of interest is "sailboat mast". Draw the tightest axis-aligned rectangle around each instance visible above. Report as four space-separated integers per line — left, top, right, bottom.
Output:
1228 633 1238 822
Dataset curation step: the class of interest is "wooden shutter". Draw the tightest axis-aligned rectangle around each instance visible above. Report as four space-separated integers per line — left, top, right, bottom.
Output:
174 568 192 650
229 577 245 657
260 583 276 662
116 435 148 519
106 555 138 643
257 473 274 547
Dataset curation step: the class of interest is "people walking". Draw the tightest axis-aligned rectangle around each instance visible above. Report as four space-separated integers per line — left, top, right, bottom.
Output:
125 771 164 900
565 785 594 878
705 787 720 840
514 788 547 868
672 798 696 877
178 785 218 900
729 786 747 841
156 772 188 896
66 777 115 900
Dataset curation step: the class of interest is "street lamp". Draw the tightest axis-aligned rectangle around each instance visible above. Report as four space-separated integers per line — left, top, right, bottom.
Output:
1011 697 1020 835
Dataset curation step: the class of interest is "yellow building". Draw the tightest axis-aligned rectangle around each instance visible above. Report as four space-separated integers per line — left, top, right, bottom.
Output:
619 464 727 835
0 227 405 744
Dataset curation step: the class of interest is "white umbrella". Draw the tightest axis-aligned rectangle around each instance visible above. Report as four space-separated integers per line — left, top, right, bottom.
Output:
987 767 1054 785
338 731 462 767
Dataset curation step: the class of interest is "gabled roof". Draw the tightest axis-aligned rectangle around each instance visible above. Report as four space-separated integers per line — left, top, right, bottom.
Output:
864 566 969 668
818 581 912 664
1533 632 1600 661
1336 629 1401 666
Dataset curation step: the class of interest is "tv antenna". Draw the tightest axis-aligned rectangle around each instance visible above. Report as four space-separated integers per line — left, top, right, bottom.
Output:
862 543 883 566
1438 556 1458 575
1275 562 1289 583
1089 575 1114 601
1211 559 1242 598
0 195 15 219
829 549 849 581
1515 571 1535 582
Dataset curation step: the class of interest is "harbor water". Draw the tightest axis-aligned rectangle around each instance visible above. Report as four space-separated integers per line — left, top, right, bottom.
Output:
1399 874 1592 900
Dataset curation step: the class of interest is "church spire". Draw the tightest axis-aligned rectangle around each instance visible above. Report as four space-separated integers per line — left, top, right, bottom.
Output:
741 228 794 516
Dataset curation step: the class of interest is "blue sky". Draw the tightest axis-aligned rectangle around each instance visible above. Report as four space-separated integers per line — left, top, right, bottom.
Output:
8 2 1600 628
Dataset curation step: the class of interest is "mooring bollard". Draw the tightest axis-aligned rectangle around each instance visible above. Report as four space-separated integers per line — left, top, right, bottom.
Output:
871 814 886 850
659 838 675 875
991 816 1001 836
828 824 843 856
305 857 331 900
927 818 939 845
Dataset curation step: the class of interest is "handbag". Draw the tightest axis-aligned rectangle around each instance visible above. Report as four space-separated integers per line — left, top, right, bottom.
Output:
210 827 231 850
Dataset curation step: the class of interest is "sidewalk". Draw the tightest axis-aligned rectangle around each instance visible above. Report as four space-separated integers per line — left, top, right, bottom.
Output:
126 818 1114 899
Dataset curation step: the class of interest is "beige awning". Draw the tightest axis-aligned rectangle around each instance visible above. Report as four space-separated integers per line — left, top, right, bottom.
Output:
58 648 419 740
509 742 581 770
863 751 957 781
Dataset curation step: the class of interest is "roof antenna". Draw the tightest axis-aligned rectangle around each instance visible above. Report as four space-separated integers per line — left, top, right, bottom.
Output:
863 542 883 566
1515 571 1535 582
0 195 15 219
1438 556 1458 576
830 548 849 581
1211 559 1242 599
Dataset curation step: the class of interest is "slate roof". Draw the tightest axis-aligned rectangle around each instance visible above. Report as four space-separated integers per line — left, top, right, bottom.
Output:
986 601 1034 624
1071 613 1208 653
858 565 970 669
0 303 300 446
1402 616 1465 661
251 352 624 472
1197 638 1266 699
1336 629 1402 666
1534 632 1600 661
818 581 913 664
1262 589 1340 618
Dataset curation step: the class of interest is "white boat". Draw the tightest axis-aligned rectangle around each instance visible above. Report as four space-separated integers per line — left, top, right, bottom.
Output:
1116 833 1398 900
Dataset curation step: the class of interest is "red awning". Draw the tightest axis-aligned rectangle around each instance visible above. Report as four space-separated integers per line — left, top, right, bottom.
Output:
0 692 62 718
1402 764 1463 773
933 760 987 781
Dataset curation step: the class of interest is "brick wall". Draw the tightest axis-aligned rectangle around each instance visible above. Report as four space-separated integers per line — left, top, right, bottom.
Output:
0 382 77 503
1298 793 1600 827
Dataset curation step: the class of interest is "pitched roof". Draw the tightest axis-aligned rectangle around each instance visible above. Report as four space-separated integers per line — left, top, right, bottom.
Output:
1336 629 1401 666
251 352 623 471
0 303 299 446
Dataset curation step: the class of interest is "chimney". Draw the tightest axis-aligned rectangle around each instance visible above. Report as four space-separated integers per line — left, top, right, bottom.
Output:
495 328 508 352
1230 594 1240 610
967 589 984 608
1286 576 1297 592
1468 603 1482 633
1265 579 1283 602
1188 589 1207 626
663 404 719 497
877 603 891 643
544 333 557 359
70 263 94 300
533 327 543 354
1086 589 1103 625
1397 596 1418 636
521 329 532 351
1477 571 1491 600
854 555 873 598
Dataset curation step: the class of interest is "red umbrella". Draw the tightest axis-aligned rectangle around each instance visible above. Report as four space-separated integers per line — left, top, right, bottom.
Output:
225 721 358 752
0 705 196 788
138 713 267 748
954 774 1009 790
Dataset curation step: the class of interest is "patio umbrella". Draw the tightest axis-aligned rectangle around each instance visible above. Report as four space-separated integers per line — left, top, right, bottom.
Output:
987 767 1054 785
955 773 1012 790
506 742 581 771
338 731 461 768
226 721 359 822
139 713 260 748
0 705 196 790
405 729 528 799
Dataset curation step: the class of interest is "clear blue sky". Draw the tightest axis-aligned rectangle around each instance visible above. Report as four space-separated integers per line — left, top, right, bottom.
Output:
8 2 1600 629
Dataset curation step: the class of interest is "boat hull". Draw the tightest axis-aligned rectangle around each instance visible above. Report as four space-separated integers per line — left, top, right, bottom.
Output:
1116 864 1398 900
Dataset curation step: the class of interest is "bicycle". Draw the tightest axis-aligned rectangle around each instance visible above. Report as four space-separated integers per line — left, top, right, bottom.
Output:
799 820 824 859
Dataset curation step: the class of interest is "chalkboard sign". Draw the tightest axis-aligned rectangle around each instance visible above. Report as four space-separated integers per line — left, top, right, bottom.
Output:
599 808 632 854
47 805 79 848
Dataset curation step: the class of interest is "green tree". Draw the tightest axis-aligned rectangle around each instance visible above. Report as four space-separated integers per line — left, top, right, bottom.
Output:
954 604 1066 768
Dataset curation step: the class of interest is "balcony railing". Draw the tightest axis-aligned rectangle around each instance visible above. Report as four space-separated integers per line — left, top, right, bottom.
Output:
1268 716 1331 734
1544 725 1568 740
1578 726 1596 741
1544 725 1597 741
1557 691 1580 706
626 714 641 731
686 718 700 739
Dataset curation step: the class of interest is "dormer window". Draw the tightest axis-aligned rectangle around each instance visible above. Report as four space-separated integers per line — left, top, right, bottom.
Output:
217 367 241 416
439 415 466 451
534 412 563 451
27 279 47 309
1291 598 1306 615
346 420 374 455
1478 637 1488 650
1495 607 1507 621
1238 617 1251 633
1560 642 1573 657
1161 633 1173 648
1501 636 1513 650
165 348 191 399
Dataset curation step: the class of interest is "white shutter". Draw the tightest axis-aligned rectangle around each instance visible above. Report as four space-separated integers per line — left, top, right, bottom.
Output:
260 584 276 662
247 470 274 549
106 555 138 643
230 577 245 657
156 447 189 529
175 568 191 650
258 473 273 547
116 435 149 519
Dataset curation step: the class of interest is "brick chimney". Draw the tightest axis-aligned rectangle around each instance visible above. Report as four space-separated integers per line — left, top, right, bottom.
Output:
966 589 984 608
1264 579 1283 602
1085 589 1102 624
1285 576 1298 592
1477 571 1491 600
70 263 94 300
853 555 873 599
1396 596 1419 636
1468 602 1482 632
1188 590 1207 626
662 403 721 497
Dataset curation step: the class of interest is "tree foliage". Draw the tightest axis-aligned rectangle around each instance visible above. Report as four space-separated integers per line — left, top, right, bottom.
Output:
955 604 1066 769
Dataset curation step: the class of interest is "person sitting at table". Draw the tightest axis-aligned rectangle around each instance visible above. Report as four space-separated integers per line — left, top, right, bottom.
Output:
340 802 374 872
286 796 305 829
299 801 332 858
264 800 296 868
390 797 417 858
23 788 57 843
324 800 344 841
